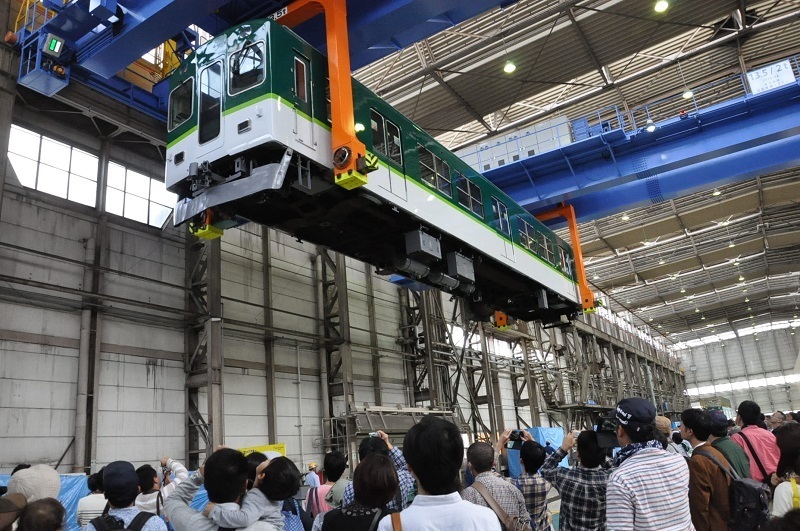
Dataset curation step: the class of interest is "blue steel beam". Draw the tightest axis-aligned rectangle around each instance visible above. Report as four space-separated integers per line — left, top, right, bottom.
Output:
486 82 800 225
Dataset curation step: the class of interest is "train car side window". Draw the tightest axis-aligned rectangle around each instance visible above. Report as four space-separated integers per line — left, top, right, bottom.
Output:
538 233 555 264
168 78 193 131
559 247 573 276
520 220 537 252
294 56 308 102
491 198 510 236
371 110 386 155
229 42 265 95
417 146 451 197
456 174 484 217
199 62 222 144
386 120 403 166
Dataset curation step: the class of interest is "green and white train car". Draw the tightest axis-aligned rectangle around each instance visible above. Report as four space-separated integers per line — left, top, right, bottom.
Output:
165 19 580 323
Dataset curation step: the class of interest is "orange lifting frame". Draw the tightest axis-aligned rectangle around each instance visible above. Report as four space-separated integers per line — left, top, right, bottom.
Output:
277 0 368 189
535 203 596 312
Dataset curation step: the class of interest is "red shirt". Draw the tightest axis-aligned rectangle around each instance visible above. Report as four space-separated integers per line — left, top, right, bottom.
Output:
731 425 779 482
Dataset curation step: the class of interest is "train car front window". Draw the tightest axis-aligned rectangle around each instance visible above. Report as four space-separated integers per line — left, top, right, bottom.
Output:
168 78 193 131
229 42 265 95
492 198 510 236
199 62 222 144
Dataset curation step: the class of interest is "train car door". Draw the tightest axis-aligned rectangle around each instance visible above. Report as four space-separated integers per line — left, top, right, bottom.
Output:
292 53 315 149
491 197 515 262
197 61 225 158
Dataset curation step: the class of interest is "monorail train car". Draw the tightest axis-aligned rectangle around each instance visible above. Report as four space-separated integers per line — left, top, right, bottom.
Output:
165 18 580 323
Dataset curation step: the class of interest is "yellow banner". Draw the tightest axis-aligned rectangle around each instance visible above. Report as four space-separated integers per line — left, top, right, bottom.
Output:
238 443 286 457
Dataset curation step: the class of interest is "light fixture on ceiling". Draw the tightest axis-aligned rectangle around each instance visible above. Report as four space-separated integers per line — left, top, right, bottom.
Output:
695 308 700 313
680 287 686 293
728 241 735 248
654 1 669 13
658 324 663 328
659 258 665 265
649 317 653 322
747 306 752 311
621 214 630 221
744 297 749 302
701 315 706 320
712 188 721 196
593 274 599 280
645 118 656 133
742 288 748 293
503 61 516 74
676 61 694 100
734 261 740 266
739 275 745 281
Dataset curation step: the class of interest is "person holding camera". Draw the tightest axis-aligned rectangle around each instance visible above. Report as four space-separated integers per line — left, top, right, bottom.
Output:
540 430 611 531
494 429 551 530
605 397 693 531
136 456 189 517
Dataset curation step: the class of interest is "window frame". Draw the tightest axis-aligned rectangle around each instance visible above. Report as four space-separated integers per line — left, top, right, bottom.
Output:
198 61 223 144
491 197 511 237
456 172 484 218
294 55 309 102
520 219 538 253
168 77 194 132
538 232 555 264
417 145 452 198
370 109 387 156
228 40 266 96
385 119 403 166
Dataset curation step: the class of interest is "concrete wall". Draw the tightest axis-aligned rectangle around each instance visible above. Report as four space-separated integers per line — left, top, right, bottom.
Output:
680 328 800 413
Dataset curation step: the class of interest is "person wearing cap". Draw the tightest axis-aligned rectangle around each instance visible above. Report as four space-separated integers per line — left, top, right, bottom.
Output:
605 397 694 531
655 416 683 456
86 461 167 531
0 493 26 531
731 400 779 483
305 462 321 487
707 411 750 480
680 409 731 531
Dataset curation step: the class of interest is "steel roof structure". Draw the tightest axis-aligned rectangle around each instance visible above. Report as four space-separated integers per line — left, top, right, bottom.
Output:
351 0 800 348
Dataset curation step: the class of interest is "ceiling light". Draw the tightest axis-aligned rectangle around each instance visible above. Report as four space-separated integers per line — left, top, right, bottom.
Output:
747 306 752 311
734 261 740 266
701 315 706 320
654 1 669 13
659 259 665 265
649 317 653 322
750 315 754 319
680 287 686 293
621 214 630 221
742 288 747 292
503 61 516 74
695 308 700 313
593 274 599 280
712 189 721 196
739 275 745 281
755 336 759 341
658 325 663 328
645 119 656 133
682 89 694 99
728 242 735 248
792 331 795 335
744 298 749 302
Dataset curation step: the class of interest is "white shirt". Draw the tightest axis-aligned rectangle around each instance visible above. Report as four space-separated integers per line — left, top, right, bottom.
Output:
136 459 190 515
376 492 501 531
772 479 798 518
76 493 108 528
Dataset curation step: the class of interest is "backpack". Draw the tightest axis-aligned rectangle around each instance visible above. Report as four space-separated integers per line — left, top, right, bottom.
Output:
90 513 156 531
281 498 306 531
694 449 770 531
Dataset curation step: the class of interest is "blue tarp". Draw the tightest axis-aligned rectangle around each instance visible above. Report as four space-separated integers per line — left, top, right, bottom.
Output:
507 427 569 478
0 474 209 531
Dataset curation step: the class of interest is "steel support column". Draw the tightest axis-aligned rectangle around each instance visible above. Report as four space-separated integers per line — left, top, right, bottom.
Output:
262 228 278 443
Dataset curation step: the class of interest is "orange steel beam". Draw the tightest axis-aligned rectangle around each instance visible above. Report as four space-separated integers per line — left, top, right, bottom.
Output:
276 0 369 190
535 203 596 312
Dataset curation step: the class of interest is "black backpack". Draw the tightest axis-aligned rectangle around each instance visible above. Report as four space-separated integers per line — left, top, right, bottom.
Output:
694 449 770 531
90 513 156 531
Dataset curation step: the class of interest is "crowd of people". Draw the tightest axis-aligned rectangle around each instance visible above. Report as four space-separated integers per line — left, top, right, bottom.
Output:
1 398 799 531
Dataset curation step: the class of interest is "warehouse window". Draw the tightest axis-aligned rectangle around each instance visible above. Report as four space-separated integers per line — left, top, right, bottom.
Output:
520 219 537 253
6 125 98 207
538 233 555 264
105 161 177 228
199 62 222 143
455 173 483 217
491 197 510 236
417 145 451 197
168 78 193 131
229 42 265 95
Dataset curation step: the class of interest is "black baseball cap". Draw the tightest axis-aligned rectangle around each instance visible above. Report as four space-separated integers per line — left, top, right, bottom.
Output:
615 397 656 432
103 461 139 500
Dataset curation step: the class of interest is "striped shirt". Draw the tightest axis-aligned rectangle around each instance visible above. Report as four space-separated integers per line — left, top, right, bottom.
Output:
606 448 695 531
